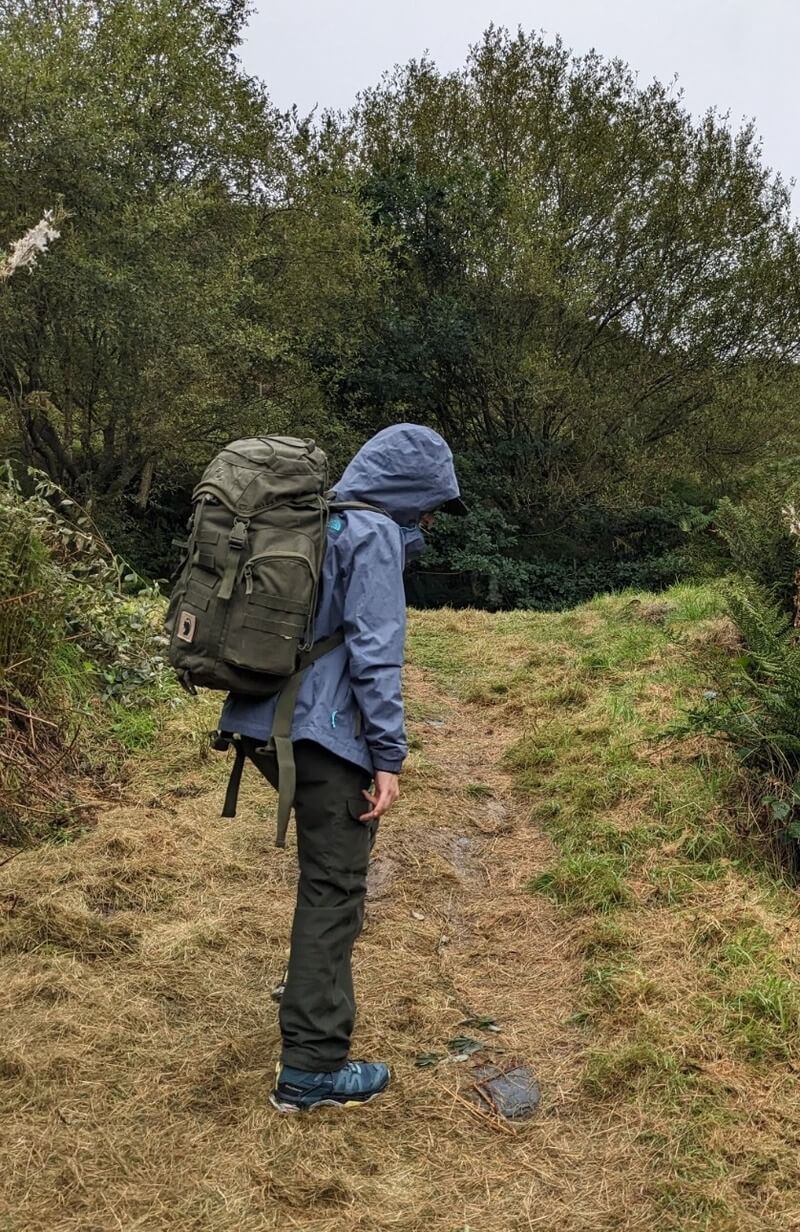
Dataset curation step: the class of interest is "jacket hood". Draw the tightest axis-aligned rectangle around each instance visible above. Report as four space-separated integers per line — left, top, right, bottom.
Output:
334 423 461 525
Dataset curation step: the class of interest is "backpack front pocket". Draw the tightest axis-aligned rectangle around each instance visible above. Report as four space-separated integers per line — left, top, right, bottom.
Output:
222 552 315 677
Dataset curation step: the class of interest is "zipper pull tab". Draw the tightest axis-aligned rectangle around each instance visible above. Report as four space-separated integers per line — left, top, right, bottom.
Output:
244 566 253 595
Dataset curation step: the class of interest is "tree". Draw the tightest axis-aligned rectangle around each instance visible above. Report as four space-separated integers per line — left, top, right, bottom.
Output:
4 18 800 602
0 0 282 513
317 28 800 545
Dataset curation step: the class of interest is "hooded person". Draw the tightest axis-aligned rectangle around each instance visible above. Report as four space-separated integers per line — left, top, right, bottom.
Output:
219 423 464 1113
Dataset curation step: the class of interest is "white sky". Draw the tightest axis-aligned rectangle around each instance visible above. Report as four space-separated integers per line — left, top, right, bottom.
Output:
241 0 800 214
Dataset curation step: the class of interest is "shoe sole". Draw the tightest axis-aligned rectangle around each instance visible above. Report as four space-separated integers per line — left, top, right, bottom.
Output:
269 1074 390 1115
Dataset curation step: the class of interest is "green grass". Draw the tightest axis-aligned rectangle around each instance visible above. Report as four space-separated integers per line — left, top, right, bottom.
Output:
531 852 633 912
405 615 471 685
715 924 774 969
109 703 159 752
583 1040 686 1100
465 783 493 800
409 582 800 1225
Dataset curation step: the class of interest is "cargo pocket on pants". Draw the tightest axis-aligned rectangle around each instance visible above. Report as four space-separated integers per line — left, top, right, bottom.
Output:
347 798 379 852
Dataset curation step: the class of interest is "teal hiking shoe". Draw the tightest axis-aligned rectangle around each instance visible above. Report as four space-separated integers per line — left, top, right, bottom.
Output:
270 1060 390 1113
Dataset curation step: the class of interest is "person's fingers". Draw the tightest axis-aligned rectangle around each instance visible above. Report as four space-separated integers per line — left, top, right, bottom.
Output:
360 788 378 821
361 791 389 821
360 781 401 821
373 786 398 818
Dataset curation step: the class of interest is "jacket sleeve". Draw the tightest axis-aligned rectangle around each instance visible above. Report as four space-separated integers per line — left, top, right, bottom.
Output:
342 515 408 774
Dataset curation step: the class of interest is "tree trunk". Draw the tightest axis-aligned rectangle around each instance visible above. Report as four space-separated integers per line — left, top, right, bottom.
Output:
136 456 156 510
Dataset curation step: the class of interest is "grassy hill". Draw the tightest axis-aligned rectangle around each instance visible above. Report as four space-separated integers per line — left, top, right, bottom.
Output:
2 583 799 1231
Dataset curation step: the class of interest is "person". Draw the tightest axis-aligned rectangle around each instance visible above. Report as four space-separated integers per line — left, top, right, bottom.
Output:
219 422 465 1113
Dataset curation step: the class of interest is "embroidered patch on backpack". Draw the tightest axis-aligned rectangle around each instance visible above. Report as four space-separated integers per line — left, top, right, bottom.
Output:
177 611 197 643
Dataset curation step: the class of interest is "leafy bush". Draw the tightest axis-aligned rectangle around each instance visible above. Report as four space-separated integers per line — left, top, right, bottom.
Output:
2 470 170 702
407 504 687 610
0 468 173 843
714 492 800 615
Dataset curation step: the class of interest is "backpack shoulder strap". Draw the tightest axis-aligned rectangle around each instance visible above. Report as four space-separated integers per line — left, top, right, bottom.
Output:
327 497 389 517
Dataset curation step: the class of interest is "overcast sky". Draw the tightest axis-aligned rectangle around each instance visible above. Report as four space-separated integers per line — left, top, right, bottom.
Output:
241 0 799 214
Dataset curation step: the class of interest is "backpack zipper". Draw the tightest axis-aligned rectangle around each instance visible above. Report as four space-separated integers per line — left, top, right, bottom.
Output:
243 551 315 595
242 550 320 649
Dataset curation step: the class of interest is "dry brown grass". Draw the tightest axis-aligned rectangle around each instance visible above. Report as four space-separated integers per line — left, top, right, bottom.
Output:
0 628 667 1232
4 591 800 1231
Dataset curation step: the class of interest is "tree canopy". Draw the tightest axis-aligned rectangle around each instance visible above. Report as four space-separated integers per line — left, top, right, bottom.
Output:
2 13 799 604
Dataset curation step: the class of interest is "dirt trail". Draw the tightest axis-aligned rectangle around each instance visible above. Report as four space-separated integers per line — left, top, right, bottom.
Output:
0 659 649 1232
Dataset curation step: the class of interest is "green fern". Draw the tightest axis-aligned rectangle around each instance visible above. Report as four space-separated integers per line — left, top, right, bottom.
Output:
689 496 800 868
715 493 800 615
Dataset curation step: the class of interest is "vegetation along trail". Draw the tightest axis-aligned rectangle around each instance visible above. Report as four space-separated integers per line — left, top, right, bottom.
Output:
3 586 800 1231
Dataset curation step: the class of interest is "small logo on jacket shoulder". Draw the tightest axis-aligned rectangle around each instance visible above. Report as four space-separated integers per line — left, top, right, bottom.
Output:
329 516 343 534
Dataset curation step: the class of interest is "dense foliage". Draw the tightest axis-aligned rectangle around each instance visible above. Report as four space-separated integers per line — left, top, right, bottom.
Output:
0 469 171 842
684 488 800 870
2 5 800 604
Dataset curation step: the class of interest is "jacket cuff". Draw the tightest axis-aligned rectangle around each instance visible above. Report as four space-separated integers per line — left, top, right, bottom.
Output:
372 757 404 775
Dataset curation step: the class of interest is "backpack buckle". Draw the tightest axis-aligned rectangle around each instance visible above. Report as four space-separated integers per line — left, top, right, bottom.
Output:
229 517 249 550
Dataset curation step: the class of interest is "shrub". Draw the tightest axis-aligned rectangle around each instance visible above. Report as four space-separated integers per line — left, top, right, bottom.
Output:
684 489 800 871
714 492 800 616
407 504 687 611
0 468 172 843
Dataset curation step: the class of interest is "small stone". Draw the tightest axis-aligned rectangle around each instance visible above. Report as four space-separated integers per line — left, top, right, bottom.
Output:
469 1062 541 1121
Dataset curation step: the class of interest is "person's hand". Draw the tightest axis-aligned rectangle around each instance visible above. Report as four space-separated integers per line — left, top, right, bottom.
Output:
360 771 400 821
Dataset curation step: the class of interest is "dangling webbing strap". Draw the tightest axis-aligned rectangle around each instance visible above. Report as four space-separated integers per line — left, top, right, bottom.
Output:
267 631 345 847
221 738 246 818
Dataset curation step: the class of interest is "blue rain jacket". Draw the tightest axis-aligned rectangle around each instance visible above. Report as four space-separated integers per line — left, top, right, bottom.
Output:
219 424 462 775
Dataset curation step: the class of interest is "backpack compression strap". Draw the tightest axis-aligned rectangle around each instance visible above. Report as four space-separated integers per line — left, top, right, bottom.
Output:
266 631 345 847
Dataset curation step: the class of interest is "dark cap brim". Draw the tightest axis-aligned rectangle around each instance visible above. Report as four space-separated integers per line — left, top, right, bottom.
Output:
439 496 468 517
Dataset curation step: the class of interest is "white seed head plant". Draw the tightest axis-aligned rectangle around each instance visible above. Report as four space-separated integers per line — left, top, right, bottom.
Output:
0 207 67 283
783 503 800 540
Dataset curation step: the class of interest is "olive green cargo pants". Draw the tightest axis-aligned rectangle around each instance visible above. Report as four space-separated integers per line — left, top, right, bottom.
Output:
241 737 375 1072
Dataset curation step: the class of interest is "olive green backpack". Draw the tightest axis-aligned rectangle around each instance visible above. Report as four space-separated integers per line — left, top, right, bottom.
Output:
165 435 380 843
